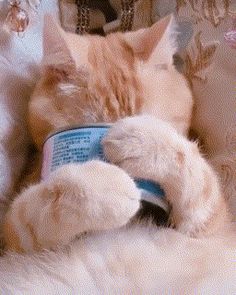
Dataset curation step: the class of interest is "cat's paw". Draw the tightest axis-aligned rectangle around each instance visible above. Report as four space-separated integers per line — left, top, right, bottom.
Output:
46 160 141 232
4 160 140 251
103 115 179 180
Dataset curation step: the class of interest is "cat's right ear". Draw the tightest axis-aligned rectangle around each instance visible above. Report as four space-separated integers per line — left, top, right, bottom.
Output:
43 15 76 74
124 15 181 65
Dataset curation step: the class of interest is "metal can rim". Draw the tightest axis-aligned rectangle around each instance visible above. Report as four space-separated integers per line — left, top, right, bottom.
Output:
43 123 112 146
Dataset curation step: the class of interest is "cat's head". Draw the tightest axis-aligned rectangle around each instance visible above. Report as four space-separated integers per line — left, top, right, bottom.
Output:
29 15 193 149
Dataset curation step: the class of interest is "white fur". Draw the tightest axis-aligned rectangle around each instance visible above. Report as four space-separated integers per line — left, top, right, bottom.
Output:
3 115 235 293
8 161 140 250
0 226 235 294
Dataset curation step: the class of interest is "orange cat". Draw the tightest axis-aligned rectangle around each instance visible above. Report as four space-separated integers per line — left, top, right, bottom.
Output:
1 15 235 293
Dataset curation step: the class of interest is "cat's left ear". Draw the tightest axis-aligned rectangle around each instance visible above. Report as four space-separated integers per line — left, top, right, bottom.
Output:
125 14 182 65
42 15 76 73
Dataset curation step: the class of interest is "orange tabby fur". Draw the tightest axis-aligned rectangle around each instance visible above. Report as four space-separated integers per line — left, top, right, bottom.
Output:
1 15 235 294
4 14 230 248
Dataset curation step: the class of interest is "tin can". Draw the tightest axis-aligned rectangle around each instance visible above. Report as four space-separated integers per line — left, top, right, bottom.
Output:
42 124 168 212
42 124 111 180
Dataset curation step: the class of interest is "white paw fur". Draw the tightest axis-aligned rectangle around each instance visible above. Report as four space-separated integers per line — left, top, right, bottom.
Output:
103 115 186 181
5 160 140 250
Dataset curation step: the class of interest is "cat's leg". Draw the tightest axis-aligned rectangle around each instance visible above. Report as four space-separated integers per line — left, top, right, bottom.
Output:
103 115 231 237
3 161 140 252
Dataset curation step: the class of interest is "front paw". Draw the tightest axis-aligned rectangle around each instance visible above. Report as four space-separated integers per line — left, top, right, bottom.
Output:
103 116 156 178
102 115 180 180
103 117 145 165
45 160 141 232
4 161 141 252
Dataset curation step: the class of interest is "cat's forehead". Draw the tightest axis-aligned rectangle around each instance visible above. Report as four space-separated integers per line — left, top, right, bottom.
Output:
66 33 132 70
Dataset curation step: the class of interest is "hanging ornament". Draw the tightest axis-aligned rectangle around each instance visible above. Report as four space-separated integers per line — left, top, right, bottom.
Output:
5 1 29 33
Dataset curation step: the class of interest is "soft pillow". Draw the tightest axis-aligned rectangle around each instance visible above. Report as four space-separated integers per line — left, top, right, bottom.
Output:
174 1 236 217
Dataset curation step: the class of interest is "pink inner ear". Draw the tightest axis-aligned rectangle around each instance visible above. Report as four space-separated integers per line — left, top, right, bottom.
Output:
128 15 172 60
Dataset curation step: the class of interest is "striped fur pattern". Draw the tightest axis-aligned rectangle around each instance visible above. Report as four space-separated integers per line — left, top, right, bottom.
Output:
1 15 235 293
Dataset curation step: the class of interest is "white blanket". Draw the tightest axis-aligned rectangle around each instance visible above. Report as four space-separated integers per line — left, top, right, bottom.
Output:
0 1 59 224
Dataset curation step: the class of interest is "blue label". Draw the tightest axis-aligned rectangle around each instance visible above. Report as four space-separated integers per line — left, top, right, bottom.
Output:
50 126 109 173
46 125 166 208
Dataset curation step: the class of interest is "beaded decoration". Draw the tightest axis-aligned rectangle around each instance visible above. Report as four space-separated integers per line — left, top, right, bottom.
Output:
75 0 138 35
4 0 41 34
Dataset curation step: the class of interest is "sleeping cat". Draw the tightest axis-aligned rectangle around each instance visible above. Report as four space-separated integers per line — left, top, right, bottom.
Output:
0 15 235 293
